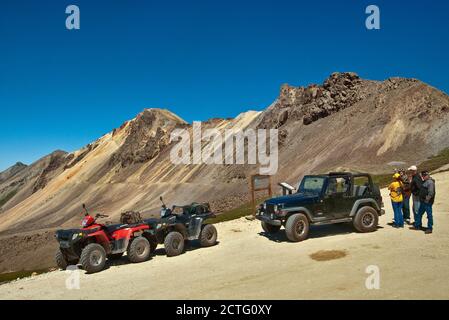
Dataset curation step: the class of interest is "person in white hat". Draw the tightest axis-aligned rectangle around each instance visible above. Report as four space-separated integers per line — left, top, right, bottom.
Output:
408 165 423 227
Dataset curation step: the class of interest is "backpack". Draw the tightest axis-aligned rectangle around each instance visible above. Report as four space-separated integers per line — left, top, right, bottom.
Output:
120 211 143 224
184 203 211 215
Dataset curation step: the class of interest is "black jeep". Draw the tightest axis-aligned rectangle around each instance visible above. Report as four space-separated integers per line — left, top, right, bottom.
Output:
256 172 384 242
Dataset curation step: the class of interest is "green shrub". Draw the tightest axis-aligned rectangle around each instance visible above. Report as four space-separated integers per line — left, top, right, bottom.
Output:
0 189 18 208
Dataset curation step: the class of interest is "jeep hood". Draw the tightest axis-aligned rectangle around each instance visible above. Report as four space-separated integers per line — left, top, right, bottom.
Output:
265 192 319 206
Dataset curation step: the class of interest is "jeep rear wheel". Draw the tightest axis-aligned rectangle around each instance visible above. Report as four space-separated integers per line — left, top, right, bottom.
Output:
128 237 151 263
353 206 379 233
200 224 218 247
164 231 185 257
80 243 106 274
261 221 281 234
285 213 310 242
55 249 68 270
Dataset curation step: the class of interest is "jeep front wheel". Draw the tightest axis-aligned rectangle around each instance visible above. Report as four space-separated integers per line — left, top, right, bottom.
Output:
261 221 281 234
353 206 379 233
80 243 107 274
285 213 310 242
164 231 185 257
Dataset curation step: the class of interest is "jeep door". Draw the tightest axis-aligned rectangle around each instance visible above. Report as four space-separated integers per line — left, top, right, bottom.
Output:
323 177 354 218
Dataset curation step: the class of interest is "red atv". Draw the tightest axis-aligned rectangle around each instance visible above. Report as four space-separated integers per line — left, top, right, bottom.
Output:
55 204 156 273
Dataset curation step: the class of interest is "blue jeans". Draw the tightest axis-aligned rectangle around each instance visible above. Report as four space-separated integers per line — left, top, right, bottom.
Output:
392 201 404 227
416 202 433 230
402 195 411 220
412 194 420 224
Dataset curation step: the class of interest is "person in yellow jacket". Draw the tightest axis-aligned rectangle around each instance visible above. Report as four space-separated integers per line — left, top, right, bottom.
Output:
389 173 404 228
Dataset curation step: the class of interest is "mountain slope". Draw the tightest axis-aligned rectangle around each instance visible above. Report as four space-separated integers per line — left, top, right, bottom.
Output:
0 73 448 237
2 171 449 298
0 151 68 212
256 73 449 183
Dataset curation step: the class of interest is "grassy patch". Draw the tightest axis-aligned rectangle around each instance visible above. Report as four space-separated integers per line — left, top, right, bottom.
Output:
371 174 393 188
0 268 53 285
0 189 18 208
420 148 449 172
208 199 268 224
372 148 449 187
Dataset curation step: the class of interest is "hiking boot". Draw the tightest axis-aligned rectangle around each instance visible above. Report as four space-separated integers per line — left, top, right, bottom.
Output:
425 229 433 234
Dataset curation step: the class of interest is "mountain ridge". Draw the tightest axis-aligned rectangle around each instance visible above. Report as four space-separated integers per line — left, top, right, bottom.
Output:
1 72 448 237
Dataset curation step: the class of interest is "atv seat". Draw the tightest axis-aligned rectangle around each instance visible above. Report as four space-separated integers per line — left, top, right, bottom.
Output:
104 224 128 233
144 218 160 225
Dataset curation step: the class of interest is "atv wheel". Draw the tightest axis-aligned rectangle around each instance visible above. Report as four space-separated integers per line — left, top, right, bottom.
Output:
55 249 68 270
107 253 124 260
285 213 310 242
353 206 379 233
80 243 107 274
199 224 218 247
128 237 151 263
164 232 185 257
261 221 281 234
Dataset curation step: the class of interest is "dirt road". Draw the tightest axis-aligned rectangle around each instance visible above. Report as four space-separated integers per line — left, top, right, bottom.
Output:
1 172 449 300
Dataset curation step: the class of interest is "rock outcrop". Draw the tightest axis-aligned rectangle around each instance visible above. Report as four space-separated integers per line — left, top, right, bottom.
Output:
258 72 375 129
109 109 186 168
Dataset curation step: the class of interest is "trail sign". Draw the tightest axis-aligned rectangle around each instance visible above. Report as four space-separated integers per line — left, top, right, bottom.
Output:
249 174 272 217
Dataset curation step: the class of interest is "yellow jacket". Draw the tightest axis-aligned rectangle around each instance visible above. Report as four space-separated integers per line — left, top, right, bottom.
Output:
388 181 404 202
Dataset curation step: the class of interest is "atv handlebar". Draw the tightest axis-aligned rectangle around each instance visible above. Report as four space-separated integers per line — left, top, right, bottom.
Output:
95 214 109 219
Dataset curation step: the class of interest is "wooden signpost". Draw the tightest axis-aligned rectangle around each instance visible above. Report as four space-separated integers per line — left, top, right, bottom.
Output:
249 174 272 218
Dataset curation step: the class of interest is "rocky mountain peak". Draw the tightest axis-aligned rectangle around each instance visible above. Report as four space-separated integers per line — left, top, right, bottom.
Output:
0 162 28 184
108 108 186 168
259 72 379 129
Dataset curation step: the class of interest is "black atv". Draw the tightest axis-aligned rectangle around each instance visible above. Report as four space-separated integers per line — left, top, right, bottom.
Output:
145 197 218 257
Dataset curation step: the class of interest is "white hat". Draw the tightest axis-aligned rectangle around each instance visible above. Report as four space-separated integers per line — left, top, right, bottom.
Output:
408 165 418 171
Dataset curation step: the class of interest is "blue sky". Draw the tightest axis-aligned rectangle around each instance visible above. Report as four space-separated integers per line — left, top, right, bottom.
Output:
1 0 449 171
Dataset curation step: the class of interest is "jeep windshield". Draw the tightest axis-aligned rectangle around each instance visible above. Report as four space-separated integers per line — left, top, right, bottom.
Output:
298 176 326 194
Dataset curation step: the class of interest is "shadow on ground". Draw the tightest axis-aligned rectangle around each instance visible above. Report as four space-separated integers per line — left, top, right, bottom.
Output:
85 241 220 273
258 224 383 243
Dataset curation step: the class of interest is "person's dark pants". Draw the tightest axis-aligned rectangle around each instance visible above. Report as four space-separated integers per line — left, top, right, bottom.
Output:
412 194 420 225
392 201 404 227
402 195 411 221
416 202 434 230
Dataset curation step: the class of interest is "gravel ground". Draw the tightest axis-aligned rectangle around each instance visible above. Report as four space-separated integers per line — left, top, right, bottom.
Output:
1 172 448 300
